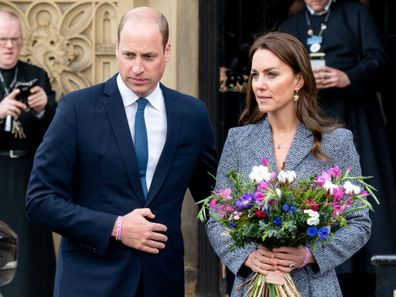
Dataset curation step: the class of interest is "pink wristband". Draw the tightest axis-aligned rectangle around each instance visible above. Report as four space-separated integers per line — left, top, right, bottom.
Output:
300 246 310 268
115 216 122 241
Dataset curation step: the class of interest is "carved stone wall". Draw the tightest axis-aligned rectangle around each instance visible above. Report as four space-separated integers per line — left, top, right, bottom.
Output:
0 1 119 101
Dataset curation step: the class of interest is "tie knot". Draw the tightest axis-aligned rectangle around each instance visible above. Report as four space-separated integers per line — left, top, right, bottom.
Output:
137 98 148 110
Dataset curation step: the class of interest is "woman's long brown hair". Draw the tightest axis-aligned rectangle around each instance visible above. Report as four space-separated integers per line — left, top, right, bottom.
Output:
239 32 341 161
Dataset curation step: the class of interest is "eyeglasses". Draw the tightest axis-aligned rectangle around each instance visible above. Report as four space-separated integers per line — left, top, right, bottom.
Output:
0 37 22 46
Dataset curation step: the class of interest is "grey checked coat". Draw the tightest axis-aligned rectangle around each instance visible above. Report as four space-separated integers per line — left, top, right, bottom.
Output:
206 118 371 297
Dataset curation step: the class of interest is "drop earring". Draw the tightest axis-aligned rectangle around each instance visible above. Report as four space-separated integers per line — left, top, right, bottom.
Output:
293 91 299 102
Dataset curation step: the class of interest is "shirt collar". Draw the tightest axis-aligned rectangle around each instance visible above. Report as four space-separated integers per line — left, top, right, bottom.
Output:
306 0 332 15
116 74 162 110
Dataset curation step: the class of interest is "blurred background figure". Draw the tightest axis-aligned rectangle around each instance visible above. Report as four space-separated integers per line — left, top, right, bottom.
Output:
0 220 18 297
279 1 396 296
0 10 56 297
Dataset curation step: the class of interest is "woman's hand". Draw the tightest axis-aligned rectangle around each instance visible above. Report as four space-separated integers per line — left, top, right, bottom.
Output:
244 246 278 275
272 245 314 272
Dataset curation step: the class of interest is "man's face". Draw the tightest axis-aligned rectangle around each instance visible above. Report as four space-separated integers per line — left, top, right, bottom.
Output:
304 0 331 13
0 14 22 69
115 19 170 98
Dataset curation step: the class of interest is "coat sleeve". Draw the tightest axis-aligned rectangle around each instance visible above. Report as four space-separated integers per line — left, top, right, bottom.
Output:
25 96 117 257
206 128 256 276
308 129 372 275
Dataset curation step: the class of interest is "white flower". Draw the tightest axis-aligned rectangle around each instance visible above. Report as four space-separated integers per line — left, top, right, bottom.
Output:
276 188 282 197
278 170 297 184
249 165 272 183
304 209 320 225
343 181 361 195
323 181 337 192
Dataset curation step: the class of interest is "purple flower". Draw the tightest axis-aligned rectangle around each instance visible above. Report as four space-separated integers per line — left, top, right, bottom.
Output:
318 226 330 239
235 193 255 210
273 217 282 227
307 226 318 237
327 166 341 177
261 158 270 166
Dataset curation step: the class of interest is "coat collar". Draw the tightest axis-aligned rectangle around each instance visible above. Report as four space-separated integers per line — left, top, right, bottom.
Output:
250 117 313 172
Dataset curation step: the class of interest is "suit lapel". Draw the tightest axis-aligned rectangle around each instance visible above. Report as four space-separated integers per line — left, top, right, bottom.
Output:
101 76 146 205
145 85 180 205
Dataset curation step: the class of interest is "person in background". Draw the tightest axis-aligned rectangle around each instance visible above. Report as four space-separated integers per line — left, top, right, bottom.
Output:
279 1 396 296
0 10 56 297
25 6 217 297
207 31 371 297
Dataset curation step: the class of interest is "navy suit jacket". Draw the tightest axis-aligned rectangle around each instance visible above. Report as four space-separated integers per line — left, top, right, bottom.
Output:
26 75 217 297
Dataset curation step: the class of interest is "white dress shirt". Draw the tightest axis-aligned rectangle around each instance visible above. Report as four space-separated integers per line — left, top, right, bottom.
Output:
117 75 167 191
306 0 332 15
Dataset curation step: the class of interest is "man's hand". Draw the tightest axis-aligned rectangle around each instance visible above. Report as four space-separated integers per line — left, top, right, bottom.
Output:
28 85 48 113
116 208 168 254
0 88 27 119
313 66 351 89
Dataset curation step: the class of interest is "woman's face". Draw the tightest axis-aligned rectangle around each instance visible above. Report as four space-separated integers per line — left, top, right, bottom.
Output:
251 48 303 115
304 0 331 13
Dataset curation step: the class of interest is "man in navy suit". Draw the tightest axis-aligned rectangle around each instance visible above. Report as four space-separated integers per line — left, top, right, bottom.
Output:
25 6 217 297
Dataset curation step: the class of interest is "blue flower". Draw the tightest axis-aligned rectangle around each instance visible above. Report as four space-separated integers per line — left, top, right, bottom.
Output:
318 226 330 239
228 222 236 228
282 203 290 213
235 193 255 210
273 217 282 227
282 203 297 213
307 226 318 237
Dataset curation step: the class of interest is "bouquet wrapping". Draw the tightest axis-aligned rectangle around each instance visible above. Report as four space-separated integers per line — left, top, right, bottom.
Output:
198 158 378 297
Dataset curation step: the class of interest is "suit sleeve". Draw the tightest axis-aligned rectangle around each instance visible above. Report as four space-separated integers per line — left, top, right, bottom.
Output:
206 128 256 277
25 97 116 257
307 129 372 275
344 5 386 96
189 102 218 202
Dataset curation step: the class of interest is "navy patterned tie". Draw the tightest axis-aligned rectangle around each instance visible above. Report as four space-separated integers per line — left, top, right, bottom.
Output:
134 98 149 198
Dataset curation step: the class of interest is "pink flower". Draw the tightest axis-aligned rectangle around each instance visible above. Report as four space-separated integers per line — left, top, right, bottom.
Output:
327 166 341 178
255 192 265 206
257 181 271 191
219 188 232 200
314 170 332 187
332 186 345 200
209 198 218 209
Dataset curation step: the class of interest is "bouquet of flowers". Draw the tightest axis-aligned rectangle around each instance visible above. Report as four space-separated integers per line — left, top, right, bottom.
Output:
198 158 378 297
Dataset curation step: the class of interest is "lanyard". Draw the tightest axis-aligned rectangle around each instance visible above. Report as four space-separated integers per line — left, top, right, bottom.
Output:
305 9 331 53
305 9 331 38
0 66 18 96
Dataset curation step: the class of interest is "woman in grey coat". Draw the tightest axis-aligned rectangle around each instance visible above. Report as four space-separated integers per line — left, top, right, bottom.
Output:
206 32 371 297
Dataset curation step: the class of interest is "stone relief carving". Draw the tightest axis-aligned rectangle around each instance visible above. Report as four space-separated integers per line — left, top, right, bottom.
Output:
0 1 118 101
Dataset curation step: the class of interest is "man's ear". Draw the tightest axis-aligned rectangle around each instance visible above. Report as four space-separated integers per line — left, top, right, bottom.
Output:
164 43 171 63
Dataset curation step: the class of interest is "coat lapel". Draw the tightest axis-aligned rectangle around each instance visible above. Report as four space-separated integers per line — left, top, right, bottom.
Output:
101 75 146 205
145 84 180 205
284 122 313 171
249 118 312 172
